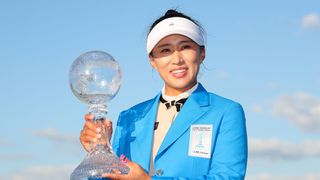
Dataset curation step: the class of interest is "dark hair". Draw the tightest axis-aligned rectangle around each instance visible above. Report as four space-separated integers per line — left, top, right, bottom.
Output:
149 9 202 33
148 9 206 56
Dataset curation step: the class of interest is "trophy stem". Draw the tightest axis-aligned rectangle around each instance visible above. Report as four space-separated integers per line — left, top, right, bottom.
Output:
88 104 112 151
70 104 129 180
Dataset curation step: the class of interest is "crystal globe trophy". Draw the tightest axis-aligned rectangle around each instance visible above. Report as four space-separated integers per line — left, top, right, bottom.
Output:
69 51 129 180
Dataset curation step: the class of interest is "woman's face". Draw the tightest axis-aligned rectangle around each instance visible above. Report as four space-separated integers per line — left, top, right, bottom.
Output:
149 34 205 96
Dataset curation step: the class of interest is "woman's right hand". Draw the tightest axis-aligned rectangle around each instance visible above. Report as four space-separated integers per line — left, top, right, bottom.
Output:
79 114 113 152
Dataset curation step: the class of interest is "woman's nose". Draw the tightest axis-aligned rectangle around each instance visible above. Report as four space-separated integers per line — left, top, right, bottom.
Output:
171 50 183 64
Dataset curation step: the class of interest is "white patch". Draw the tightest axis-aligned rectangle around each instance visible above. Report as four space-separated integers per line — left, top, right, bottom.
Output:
188 124 212 158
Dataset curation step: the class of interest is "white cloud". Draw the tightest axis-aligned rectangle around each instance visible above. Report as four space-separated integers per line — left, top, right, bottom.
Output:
252 103 262 113
302 13 320 30
33 128 76 143
0 164 74 180
0 138 14 147
272 92 320 133
32 128 84 155
246 173 320 180
249 138 320 161
0 153 33 161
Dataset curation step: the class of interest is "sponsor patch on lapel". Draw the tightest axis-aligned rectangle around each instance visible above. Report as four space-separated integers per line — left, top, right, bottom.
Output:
188 124 212 158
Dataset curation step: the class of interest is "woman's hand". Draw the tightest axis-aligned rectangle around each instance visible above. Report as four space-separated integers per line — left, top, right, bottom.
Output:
102 155 151 180
79 114 113 152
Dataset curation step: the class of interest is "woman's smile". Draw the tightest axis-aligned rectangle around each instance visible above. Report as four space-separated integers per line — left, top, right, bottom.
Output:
170 67 188 78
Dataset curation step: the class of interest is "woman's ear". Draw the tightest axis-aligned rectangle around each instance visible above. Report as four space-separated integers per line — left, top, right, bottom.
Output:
200 47 206 63
149 55 157 70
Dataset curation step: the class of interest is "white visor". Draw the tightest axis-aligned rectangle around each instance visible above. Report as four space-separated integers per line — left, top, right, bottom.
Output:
146 17 205 54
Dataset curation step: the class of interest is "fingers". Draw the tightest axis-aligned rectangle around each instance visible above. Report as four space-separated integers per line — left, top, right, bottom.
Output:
111 169 122 174
80 128 100 143
103 155 150 180
102 158 129 179
85 114 112 132
83 121 101 139
85 114 94 121
80 128 100 152
80 115 102 151
83 114 100 139
119 154 129 164
81 114 114 151
102 167 128 180
84 120 101 132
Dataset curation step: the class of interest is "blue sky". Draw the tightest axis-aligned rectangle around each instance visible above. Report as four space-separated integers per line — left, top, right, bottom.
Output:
1 0 320 179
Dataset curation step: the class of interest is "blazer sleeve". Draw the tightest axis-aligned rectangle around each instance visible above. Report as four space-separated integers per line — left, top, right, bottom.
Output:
152 103 248 180
112 111 125 157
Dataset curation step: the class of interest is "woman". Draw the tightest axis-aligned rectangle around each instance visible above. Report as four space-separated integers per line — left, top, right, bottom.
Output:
80 9 248 180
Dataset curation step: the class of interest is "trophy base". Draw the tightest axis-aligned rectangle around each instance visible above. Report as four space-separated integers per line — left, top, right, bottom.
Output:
70 144 129 180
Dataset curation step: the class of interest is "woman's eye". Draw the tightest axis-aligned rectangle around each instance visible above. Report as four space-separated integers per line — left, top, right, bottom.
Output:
181 45 191 50
160 48 171 53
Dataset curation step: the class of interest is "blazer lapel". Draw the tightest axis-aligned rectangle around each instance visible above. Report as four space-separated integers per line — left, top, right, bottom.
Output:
131 94 160 171
155 84 210 160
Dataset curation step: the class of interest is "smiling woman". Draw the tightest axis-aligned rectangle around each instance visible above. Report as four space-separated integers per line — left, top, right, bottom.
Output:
80 9 248 180
149 34 205 96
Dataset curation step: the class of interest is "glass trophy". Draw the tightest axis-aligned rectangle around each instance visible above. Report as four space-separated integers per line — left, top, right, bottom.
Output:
69 51 129 180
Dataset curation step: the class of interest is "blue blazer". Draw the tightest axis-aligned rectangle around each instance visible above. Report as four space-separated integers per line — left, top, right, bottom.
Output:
112 83 248 179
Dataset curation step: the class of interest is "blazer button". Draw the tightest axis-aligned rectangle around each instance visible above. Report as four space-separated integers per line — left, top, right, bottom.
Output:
155 169 164 176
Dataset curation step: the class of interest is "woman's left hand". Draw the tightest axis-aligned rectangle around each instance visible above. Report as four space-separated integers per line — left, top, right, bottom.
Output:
102 155 151 180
